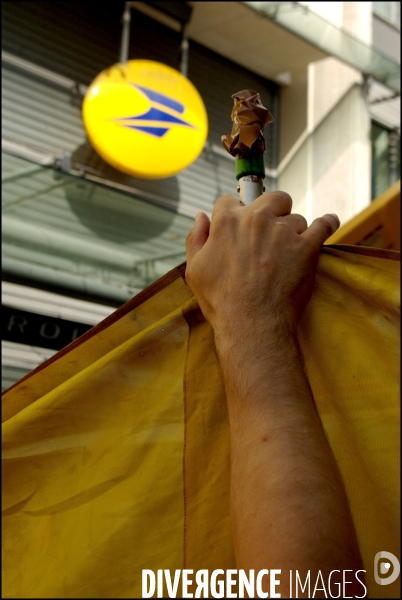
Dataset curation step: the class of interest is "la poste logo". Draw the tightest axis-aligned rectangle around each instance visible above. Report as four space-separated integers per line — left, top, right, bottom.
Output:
82 59 208 179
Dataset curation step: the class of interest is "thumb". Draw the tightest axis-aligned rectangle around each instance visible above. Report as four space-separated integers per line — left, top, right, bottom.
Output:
186 212 210 262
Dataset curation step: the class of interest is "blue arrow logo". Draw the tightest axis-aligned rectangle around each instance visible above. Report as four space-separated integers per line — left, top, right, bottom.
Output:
114 84 196 138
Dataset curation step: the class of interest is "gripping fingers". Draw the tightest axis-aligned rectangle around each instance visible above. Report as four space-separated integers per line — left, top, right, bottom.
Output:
211 194 243 220
303 214 340 248
186 212 210 262
251 191 293 216
277 214 308 234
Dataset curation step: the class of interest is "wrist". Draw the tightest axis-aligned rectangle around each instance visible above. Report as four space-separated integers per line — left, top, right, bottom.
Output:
213 319 303 408
212 316 312 416
212 312 298 360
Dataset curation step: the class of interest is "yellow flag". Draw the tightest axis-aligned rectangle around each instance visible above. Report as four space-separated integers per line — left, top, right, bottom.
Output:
2 245 400 598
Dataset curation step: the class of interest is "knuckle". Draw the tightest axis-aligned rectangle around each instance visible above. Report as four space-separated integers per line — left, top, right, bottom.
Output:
248 207 263 218
213 194 238 212
298 214 308 228
275 190 293 208
273 221 293 238
277 190 292 202
213 210 237 229
245 208 270 229
260 204 274 217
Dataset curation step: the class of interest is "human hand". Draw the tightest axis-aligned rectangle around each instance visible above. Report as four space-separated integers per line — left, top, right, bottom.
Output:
185 192 340 340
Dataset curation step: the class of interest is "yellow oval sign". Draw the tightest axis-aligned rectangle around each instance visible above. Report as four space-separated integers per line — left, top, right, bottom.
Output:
82 60 208 179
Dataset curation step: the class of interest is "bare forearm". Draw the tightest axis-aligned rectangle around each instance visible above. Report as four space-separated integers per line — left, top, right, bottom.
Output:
185 192 364 596
215 325 364 596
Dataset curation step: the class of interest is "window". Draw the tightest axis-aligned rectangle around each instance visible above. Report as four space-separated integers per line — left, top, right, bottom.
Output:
371 122 400 199
372 2 401 29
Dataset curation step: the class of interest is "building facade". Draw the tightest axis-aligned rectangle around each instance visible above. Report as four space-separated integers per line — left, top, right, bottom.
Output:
2 1 400 390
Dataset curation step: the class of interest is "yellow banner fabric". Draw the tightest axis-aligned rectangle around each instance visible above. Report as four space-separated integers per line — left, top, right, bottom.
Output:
2 245 400 598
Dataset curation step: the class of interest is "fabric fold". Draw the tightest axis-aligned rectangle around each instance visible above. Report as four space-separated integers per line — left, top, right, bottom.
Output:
2 246 400 598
